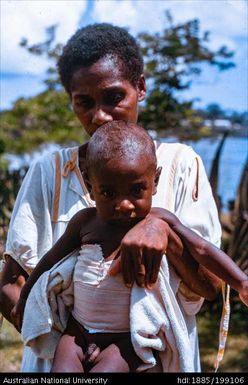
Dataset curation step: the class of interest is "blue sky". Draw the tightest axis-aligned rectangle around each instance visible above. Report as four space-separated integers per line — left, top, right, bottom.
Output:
1 0 247 112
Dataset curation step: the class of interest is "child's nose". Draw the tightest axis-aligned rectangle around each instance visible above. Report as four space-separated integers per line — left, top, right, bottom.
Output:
115 200 135 214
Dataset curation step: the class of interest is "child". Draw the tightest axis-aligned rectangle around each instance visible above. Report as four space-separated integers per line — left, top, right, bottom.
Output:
12 121 248 372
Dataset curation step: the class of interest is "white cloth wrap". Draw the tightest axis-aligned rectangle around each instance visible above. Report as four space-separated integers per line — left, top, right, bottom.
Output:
3 143 221 372
22 251 195 372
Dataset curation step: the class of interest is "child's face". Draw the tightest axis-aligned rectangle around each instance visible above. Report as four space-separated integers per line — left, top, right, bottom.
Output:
88 156 160 226
70 55 146 137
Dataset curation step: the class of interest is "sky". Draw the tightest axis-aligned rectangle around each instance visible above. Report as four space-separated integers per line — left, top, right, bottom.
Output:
1 0 248 112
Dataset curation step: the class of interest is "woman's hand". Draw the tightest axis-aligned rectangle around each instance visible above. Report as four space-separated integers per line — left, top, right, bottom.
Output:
109 211 182 288
108 207 221 300
10 298 26 332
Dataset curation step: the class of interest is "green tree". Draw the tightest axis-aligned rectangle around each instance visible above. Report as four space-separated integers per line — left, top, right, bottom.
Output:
0 90 85 154
1 26 86 154
205 103 224 120
0 14 235 154
138 12 234 138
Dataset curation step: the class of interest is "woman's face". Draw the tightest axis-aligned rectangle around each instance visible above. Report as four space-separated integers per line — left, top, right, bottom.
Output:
70 55 146 136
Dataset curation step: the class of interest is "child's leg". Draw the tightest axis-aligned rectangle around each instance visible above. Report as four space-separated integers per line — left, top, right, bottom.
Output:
52 315 89 372
90 343 129 372
89 336 142 373
52 333 85 372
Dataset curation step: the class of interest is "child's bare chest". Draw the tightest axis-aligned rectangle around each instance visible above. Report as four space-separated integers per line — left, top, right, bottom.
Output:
80 218 130 260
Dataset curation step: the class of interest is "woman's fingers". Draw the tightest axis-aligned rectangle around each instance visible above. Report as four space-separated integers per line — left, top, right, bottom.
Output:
147 252 163 288
142 250 153 288
109 249 164 288
108 257 121 275
121 248 135 287
108 247 122 275
135 262 146 287
132 249 145 287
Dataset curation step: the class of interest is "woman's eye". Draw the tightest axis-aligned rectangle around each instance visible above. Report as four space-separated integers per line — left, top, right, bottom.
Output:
74 97 94 109
105 93 124 106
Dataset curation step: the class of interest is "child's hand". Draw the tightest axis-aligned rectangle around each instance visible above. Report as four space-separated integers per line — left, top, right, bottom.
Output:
10 298 26 332
239 279 248 307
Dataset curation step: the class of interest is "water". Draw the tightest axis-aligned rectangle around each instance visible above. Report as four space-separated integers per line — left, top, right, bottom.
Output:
5 136 248 212
162 136 248 212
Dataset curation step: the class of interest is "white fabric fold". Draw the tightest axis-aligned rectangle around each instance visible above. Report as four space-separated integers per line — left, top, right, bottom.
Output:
131 258 194 372
22 251 77 359
22 252 195 372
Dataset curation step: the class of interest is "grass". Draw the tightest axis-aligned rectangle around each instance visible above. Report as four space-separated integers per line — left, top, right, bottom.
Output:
198 305 248 373
0 318 23 372
0 308 247 373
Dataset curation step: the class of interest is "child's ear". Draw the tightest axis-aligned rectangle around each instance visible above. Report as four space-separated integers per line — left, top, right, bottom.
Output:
83 172 95 201
137 74 146 102
153 166 162 195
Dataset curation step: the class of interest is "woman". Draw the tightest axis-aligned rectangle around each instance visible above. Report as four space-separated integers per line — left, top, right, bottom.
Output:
0 23 221 372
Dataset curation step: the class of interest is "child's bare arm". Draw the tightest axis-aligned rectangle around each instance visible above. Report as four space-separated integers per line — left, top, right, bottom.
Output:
11 208 95 329
152 207 248 302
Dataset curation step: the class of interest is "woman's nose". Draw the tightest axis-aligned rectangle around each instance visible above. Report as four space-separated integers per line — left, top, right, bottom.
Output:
115 200 136 215
92 107 113 126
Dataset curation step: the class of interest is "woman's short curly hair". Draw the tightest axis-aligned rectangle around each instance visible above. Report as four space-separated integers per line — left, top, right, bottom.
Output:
58 23 144 94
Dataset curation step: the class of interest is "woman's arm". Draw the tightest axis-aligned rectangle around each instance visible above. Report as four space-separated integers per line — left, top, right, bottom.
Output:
108 212 221 300
110 145 223 300
0 258 28 326
151 207 248 302
171 211 247 293
163 218 222 301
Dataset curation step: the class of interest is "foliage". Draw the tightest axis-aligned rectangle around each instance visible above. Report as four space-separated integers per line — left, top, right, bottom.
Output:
138 11 234 136
1 26 88 154
198 104 248 126
0 167 27 253
0 90 86 154
1 14 236 154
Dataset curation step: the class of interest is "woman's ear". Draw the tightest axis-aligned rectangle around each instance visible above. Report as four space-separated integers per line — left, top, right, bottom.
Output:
137 75 146 102
153 167 162 195
83 171 95 201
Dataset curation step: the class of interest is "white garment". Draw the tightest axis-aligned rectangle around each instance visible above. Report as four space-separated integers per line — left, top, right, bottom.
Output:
72 244 130 333
3 143 221 372
22 252 77 360
4 147 90 371
131 257 196 372
22 246 196 372
4 147 91 273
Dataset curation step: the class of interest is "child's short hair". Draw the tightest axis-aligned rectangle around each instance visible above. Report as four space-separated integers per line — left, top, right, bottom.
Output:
58 23 144 94
86 121 156 175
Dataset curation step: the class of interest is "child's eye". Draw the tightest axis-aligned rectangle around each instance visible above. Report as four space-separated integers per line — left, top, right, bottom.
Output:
101 189 115 199
131 184 145 196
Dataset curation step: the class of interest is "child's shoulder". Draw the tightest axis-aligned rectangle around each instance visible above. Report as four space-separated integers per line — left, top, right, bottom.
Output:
69 206 97 226
75 206 97 220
